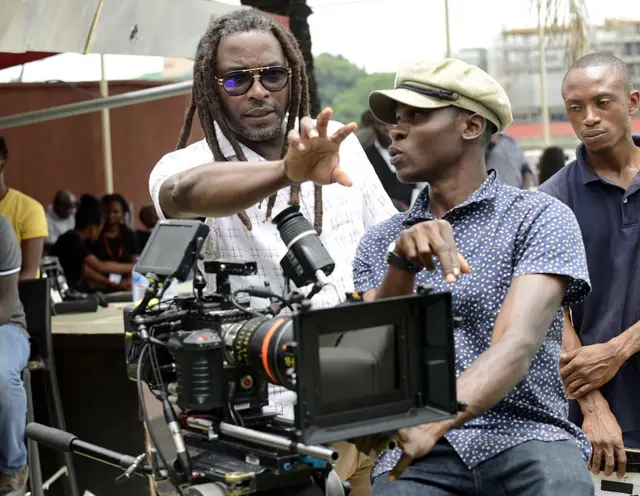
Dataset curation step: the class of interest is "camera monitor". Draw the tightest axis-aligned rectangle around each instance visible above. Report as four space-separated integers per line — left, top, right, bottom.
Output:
293 290 458 446
135 220 210 281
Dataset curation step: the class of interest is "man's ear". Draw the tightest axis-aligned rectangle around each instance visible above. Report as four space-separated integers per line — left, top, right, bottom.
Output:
460 113 486 142
628 89 640 116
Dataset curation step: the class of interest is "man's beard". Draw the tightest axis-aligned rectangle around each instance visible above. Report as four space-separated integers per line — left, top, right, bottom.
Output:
239 113 286 143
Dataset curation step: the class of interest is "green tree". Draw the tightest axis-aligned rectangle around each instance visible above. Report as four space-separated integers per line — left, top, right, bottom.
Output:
315 53 394 124
314 53 366 109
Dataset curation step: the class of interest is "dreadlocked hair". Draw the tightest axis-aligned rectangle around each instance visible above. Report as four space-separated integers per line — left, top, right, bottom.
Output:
176 9 324 234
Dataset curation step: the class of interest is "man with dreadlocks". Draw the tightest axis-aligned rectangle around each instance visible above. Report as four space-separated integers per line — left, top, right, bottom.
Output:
149 8 397 495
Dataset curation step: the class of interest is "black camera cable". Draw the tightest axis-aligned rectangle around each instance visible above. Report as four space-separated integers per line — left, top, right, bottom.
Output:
161 394 193 483
137 343 184 495
148 339 194 484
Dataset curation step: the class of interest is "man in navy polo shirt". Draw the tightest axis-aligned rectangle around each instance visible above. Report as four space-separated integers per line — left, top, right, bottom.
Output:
352 58 594 495
539 52 640 479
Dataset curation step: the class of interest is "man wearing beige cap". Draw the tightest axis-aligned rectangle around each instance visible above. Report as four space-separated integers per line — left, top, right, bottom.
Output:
352 58 595 495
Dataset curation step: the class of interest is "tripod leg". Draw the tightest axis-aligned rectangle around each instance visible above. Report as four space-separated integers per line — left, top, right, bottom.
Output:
43 363 80 496
143 421 158 496
23 369 44 496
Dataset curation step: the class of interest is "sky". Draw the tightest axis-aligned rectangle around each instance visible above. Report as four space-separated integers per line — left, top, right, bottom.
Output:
0 0 634 82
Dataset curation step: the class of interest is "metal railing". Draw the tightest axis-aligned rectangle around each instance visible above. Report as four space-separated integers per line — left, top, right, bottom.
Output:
0 80 193 130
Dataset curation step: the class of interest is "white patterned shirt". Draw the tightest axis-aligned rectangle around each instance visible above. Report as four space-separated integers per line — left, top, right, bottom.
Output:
149 121 397 416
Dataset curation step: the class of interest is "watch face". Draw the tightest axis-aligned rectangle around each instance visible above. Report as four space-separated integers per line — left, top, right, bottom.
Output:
387 240 396 253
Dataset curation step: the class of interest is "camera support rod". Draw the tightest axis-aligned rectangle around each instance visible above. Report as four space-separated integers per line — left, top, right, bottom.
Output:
185 418 338 463
26 423 154 478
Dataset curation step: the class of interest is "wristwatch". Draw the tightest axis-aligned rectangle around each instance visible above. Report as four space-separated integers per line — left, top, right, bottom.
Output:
386 241 422 274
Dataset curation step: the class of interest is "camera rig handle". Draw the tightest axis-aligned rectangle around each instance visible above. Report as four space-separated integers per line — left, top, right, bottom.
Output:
25 423 157 480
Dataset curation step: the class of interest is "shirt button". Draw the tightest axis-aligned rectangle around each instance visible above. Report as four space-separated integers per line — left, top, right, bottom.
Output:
623 198 628 204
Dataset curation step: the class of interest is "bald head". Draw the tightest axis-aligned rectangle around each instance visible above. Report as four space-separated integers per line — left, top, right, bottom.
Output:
561 52 640 153
564 52 633 93
53 190 77 219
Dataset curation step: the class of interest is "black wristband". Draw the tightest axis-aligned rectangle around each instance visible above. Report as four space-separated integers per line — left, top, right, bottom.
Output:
386 251 422 274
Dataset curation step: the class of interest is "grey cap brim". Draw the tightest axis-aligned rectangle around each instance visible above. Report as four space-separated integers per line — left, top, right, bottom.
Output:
369 88 450 124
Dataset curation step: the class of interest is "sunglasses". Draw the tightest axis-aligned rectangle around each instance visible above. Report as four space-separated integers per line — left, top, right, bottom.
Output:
216 66 292 97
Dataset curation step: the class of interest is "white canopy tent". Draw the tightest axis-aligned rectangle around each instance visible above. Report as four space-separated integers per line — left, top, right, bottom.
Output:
0 0 249 192
1 0 248 58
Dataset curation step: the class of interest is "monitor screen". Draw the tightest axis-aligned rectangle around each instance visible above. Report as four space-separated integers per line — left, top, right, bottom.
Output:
135 220 209 278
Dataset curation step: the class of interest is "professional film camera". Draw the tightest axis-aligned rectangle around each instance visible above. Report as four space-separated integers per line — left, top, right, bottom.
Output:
26 206 460 496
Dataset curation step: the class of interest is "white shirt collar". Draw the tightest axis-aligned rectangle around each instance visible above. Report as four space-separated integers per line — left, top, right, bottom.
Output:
214 121 263 161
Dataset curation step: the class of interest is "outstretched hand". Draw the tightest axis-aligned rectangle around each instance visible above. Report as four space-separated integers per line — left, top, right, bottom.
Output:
283 107 356 187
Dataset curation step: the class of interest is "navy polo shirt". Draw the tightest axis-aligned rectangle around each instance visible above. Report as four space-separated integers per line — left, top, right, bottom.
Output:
539 136 640 436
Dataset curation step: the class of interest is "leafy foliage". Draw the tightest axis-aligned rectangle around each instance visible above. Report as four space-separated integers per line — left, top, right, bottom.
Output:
315 53 394 125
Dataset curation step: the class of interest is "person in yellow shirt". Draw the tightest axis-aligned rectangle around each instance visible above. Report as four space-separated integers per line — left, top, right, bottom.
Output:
0 137 47 279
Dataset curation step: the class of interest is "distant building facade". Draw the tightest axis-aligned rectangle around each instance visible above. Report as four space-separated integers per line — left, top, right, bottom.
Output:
496 19 640 125
453 48 490 73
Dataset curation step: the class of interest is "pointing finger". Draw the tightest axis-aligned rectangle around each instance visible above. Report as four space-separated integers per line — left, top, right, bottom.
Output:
435 220 459 282
316 107 332 137
457 252 470 273
287 129 305 151
299 116 317 139
330 122 358 145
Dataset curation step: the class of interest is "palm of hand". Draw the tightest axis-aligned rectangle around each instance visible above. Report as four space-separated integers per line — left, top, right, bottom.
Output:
283 108 355 187
285 139 340 184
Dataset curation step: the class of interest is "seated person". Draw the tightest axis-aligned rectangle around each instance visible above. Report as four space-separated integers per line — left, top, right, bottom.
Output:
45 189 77 250
0 136 48 279
135 204 158 254
0 214 30 493
90 194 137 288
353 59 593 495
52 195 133 292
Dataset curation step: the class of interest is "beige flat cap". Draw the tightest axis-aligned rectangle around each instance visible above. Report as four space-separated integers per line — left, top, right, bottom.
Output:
369 58 513 132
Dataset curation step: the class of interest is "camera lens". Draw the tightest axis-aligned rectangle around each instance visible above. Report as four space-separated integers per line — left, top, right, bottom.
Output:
273 205 315 249
273 205 335 287
223 317 295 389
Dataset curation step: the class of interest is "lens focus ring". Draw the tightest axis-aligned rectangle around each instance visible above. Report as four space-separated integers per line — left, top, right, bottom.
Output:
277 212 312 246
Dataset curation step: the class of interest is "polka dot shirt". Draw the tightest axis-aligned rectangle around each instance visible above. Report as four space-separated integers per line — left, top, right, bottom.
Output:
353 171 593 479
